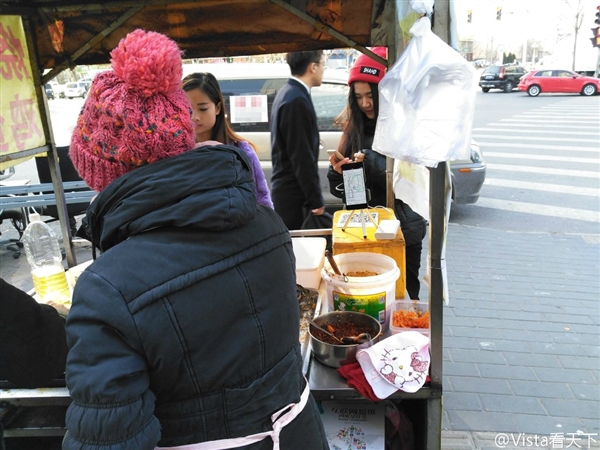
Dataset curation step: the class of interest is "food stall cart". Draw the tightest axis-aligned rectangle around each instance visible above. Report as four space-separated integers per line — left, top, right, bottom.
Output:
0 1 453 447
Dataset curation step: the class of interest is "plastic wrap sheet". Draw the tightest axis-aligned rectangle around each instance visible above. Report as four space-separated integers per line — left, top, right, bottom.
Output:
373 15 476 168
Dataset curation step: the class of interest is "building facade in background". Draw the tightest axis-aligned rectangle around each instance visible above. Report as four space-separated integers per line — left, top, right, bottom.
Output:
455 0 597 73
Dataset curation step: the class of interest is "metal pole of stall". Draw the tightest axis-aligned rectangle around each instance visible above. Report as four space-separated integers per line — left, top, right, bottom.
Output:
22 16 77 267
427 1 452 447
427 163 446 447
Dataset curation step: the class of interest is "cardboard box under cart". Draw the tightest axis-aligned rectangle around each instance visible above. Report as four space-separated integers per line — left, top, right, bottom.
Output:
331 209 406 298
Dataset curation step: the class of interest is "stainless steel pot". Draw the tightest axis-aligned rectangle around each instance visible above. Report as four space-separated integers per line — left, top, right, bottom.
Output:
309 311 382 368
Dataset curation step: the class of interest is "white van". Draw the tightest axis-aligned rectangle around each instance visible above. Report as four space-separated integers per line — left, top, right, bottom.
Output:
182 63 486 207
64 81 88 99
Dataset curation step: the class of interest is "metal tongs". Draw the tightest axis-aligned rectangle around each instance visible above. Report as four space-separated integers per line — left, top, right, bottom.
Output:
325 250 348 281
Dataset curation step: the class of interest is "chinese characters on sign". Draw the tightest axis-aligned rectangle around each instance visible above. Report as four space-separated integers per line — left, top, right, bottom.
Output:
0 21 30 81
0 15 45 169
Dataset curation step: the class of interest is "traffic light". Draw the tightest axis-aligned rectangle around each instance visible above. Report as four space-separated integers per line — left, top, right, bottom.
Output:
496 6 502 21
467 9 472 23
595 5 600 25
592 27 600 48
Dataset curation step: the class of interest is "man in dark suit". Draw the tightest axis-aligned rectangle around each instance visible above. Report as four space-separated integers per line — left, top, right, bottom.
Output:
270 51 326 230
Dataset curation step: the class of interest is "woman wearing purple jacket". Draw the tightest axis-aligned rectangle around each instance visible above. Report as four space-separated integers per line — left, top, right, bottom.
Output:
183 72 273 209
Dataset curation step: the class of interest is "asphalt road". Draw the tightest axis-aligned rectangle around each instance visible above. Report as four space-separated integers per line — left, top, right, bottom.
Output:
450 90 600 235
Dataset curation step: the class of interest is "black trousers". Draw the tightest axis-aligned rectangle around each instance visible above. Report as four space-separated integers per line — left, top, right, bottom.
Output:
395 199 427 300
405 241 423 300
272 190 307 231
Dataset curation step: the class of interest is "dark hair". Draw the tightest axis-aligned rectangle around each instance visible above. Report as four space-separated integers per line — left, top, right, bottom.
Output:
286 50 323 76
182 72 257 152
335 82 379 158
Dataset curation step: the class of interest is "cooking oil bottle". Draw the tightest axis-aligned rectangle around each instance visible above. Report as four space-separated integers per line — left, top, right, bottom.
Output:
22 213 71 305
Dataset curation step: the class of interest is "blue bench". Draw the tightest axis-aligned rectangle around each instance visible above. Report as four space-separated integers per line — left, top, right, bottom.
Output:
0 181 96 211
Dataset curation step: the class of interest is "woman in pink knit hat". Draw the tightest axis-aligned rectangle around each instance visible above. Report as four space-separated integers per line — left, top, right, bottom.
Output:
327 47 427 300
65 29 328 450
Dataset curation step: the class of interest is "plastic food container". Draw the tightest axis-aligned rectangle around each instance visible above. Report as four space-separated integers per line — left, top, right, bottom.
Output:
292 237 326 289
390 300 430 337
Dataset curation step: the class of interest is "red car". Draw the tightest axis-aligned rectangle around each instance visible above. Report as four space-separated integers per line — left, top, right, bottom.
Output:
518 69 600 97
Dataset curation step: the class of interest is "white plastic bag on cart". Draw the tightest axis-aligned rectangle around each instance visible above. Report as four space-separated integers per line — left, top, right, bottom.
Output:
372 13 476 167
393 159 430 222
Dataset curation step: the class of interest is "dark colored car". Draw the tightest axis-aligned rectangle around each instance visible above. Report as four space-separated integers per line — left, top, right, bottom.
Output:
479 64 527 93
44 83 54 100
518 69 600 97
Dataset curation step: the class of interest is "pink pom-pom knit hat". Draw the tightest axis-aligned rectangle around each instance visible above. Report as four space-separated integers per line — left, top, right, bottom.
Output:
70 29 195 192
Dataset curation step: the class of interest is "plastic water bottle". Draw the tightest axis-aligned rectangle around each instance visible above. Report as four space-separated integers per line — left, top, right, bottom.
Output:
22 213 71 305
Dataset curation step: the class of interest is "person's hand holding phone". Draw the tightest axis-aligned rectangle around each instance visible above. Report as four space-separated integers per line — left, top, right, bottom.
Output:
327 149 351 174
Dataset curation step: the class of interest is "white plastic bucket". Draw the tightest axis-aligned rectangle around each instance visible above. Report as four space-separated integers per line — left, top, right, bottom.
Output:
321 252 400 331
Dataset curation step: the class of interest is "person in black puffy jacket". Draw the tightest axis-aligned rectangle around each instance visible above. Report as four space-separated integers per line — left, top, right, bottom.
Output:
327 47 427 300
65 30 329 450
0 278 68 388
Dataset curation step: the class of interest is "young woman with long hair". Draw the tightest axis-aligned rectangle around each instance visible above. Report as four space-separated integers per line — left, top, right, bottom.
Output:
183 72 273 208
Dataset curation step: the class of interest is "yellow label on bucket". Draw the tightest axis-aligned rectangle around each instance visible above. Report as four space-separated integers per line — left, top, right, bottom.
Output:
332 290 386 324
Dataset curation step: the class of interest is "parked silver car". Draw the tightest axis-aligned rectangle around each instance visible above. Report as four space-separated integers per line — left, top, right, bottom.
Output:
182 63 486 207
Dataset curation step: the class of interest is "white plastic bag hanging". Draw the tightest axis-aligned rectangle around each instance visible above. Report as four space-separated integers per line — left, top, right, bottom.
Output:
408 0 434 15
393 159 430 222
372 15 476 167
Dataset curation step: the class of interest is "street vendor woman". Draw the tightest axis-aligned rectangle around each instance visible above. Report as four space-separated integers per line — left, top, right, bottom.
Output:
65 29 329 449
327 47 427 300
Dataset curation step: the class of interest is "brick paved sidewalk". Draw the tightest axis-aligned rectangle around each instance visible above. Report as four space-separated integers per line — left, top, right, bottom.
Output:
436 224 600 441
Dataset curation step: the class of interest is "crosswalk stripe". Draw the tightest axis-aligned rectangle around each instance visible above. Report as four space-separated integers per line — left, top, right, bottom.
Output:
513 111 600 120
487 163 599 178
521 110 599 114
541 104 600 107
485 123 598 130
484 151 599 164
475 197 600 222
471 134 598 143
518 110 598 113
475 142 600 153
474 127 599 136
514 118 598 121
499 117 599 123
484 178 600 197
